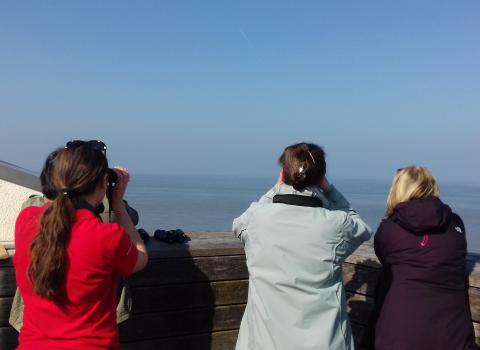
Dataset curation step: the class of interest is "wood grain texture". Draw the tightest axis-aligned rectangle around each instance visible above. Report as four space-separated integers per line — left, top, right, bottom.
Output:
468 287 480 323
119 304 245 342
473 322 480 347
129 255 248 287
121 329 239 350
351 322 367 350
0 267 16 297
2 236 480 350
343 262 381 296
146 232 245 259
0 297 13 327
0 327 18 350
132 280 248 314
346 292 375 326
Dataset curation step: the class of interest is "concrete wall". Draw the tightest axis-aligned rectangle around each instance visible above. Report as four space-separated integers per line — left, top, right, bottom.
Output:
0 162 41 244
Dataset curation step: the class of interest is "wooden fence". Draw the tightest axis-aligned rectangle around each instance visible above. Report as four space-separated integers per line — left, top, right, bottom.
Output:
1 232 479 349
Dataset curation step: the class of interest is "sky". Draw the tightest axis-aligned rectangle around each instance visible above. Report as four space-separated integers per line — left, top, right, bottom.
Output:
0 1 479 183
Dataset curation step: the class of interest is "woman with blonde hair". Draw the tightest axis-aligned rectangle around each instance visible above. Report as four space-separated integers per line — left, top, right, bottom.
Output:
373 166 476 350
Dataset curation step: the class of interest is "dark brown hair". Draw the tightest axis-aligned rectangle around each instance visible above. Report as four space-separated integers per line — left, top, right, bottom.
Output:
40 149 59 200
28 145 108 300
279 142 326 191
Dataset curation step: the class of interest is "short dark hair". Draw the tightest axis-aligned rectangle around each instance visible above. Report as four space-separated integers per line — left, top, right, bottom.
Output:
279 143 326 191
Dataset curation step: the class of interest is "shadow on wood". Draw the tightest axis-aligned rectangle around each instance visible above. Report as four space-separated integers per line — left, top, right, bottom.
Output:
119 240 217 350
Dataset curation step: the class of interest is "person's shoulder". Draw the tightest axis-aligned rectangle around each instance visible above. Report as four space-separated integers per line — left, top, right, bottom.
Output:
86 215 126 243
76 212 127 253
450 212 465 230
376 217 394 232
373 217 396 243
15 205 46 246
21 195 49 210
78 210 122 233
17 203 46 223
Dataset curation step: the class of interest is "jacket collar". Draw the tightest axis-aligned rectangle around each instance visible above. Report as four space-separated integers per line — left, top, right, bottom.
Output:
274 184 332 209
73 198 104 218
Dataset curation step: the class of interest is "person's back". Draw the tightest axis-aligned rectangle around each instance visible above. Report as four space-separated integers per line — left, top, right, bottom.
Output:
373 166 476 350
9 146 140 332
13 142 148 349
15 205 135 349
233 143 372 350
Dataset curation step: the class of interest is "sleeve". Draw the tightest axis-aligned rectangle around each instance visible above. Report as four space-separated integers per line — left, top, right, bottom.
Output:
232 186 277 244
111 227 139 276
326 184 373 257
338 211 373 257
323 184 352 212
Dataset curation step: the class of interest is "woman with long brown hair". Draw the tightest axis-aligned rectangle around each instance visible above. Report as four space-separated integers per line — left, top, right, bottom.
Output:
233 142 372 350
14 142 148 349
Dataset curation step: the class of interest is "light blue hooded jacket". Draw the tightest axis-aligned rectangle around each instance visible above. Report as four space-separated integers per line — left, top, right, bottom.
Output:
232 183 372 350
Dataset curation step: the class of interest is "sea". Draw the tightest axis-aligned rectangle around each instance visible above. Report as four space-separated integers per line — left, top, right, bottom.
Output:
126 174 480 253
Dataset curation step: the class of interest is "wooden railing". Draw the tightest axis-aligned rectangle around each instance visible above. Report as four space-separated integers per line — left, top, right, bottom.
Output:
1 232 479 349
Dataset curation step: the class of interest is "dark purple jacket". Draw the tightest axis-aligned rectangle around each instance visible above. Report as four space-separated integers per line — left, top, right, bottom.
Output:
374 197 476 350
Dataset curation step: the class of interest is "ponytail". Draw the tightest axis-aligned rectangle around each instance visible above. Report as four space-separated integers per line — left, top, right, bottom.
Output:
27 145 108 300
28 194 76 299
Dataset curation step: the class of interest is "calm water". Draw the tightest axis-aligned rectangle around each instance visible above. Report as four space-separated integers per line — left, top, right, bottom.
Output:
126 174 480 253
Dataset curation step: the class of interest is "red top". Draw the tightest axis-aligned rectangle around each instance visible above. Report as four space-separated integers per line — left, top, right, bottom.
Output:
14 205 138 350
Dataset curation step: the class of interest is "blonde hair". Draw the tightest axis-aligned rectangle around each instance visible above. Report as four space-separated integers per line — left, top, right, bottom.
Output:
386 166 440 216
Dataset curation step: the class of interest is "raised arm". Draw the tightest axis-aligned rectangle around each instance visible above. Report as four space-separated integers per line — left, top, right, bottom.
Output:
321 177 373 256
232 172 283 243
112 167 148 273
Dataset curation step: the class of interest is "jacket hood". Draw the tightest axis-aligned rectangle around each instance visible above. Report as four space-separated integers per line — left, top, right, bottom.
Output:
391 196 451 234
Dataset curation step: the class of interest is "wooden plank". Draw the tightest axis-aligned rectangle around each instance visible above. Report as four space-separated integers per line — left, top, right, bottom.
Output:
0 259 13 268
351 321 367 350
467 259 480 289
345 241 381 268
343 263 381 296
0 327 18 350
469 287 480 323
0 267 16 297
119 304 245 342
185 232 234 240
346 292 375 326
147 240 245 259
132 280 248 314
0 297 13 327
473 322 480 347
129 255 248 287
121 329 239 350
145 232 245 259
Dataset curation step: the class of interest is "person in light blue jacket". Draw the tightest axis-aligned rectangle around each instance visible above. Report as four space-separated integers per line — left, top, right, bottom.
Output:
233 142 372 350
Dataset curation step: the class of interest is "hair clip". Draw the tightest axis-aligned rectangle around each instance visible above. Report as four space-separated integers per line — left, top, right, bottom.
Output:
307 150 316 164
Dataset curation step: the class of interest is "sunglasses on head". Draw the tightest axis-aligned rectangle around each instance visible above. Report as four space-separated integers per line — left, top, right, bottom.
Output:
65 140 107 155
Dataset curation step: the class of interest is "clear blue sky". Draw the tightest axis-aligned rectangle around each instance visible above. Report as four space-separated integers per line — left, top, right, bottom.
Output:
1 1 479 183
